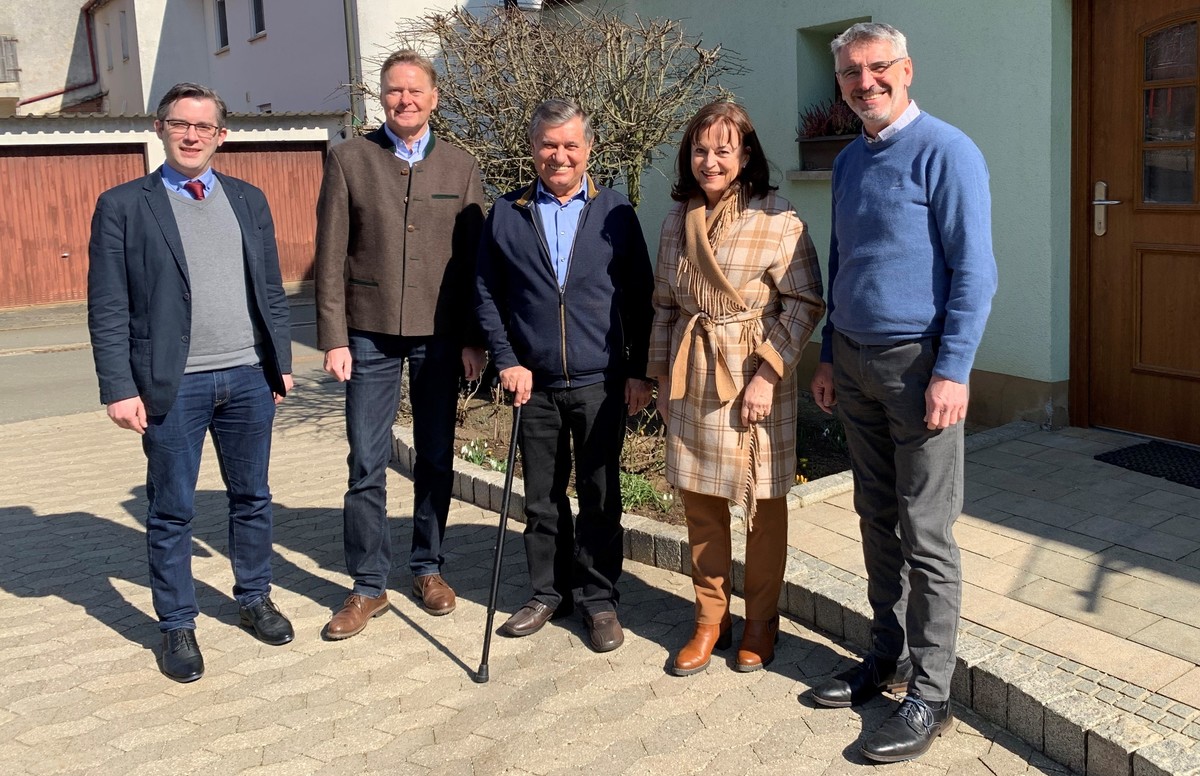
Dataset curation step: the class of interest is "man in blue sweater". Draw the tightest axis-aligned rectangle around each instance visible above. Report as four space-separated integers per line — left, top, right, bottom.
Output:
475 99 654 653
809 23 997 762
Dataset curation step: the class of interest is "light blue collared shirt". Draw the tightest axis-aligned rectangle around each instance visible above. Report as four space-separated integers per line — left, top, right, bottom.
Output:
384 123 429 163
535 178 589 289
865 100 921 144
161 163 215 198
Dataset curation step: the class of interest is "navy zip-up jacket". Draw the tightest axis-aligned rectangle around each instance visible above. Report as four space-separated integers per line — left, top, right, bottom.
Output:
475 176 653 390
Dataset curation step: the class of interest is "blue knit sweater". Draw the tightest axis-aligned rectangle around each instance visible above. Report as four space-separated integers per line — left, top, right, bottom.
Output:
819 112 997 383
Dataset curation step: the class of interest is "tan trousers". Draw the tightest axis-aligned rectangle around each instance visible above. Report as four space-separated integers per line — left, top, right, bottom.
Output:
681 490 788 624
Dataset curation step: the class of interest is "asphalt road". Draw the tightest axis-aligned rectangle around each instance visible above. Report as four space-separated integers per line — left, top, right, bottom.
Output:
0 299 326 424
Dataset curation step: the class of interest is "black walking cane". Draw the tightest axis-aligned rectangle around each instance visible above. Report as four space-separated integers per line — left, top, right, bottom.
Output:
474 403 522 684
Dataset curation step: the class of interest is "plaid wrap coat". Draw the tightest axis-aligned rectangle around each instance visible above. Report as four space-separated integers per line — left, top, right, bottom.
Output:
648 192 825 505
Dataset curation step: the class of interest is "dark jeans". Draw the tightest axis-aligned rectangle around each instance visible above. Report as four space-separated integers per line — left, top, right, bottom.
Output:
518 380 626 616
832 332 963 702
142 365 276 632
343 330 459 596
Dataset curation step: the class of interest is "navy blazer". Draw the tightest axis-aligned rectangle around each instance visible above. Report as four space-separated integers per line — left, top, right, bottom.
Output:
87 167 292 416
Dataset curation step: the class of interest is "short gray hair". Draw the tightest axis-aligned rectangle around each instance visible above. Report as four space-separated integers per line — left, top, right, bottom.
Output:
528 98 594 144
830 22 909 60
155 82 228 126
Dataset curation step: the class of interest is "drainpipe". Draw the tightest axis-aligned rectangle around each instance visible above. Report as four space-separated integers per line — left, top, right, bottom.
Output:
343 0 366 129
17 0 102 108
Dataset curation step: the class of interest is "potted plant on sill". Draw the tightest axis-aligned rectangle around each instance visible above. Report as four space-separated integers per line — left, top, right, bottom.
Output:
796 97 862 171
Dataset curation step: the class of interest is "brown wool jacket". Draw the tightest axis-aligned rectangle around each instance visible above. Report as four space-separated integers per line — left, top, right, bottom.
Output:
314 128 486 351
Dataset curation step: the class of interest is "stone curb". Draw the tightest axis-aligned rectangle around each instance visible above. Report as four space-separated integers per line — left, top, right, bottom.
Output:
393 420 1200 776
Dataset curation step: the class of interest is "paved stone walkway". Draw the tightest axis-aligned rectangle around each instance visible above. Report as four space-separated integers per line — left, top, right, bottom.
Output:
0 377 1070 775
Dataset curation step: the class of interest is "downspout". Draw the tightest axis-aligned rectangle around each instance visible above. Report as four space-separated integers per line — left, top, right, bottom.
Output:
17 0 102 107
343 0 366 129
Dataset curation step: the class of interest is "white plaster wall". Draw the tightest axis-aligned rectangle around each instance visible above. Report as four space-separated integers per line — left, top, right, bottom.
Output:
135 0 212 112
93 0 146 116
1 0 102 114
204 0 350 114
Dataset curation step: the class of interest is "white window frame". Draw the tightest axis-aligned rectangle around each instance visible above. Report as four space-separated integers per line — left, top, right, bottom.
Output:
249 0 266 39
119 10 129 62
214 0 229 52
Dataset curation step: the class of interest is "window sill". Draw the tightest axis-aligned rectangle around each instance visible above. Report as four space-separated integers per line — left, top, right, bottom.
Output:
214 45 229 55
785 170 833 182
247 31 266 42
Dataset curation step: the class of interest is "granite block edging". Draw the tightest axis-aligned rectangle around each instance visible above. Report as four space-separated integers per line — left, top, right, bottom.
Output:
393 421 1200 775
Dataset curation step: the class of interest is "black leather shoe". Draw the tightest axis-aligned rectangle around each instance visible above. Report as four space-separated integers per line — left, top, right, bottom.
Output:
861 693 953 763
811 654 911 708
239 596 295 646
584 611 624 653
160 628 204 683
500 601 556 637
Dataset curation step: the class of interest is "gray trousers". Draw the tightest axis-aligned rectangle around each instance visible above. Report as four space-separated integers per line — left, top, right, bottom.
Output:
832 332 963 702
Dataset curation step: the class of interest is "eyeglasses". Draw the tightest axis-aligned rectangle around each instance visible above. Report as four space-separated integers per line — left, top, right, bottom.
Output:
835 57 907 82
161 119 221 140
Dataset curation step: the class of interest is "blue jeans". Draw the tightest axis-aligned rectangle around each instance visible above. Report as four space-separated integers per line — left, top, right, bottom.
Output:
343 330 459 596
142 365 276 632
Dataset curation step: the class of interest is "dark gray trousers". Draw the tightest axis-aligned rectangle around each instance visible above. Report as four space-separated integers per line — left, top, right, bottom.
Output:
832 332 963 702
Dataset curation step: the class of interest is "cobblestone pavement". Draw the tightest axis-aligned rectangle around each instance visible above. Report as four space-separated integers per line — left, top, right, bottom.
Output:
0 378 1073 775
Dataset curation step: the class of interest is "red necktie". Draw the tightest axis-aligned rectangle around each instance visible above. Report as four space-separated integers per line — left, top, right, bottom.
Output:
183 181 206 201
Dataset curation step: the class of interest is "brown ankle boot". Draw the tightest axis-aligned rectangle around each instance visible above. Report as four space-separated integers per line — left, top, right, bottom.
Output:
671 616 733 676
735 615 779 672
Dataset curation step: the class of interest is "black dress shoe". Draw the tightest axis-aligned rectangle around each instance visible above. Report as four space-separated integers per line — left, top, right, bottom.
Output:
500 601 556 637
861 693 953 763
160 628 204 683
811 654 911 707
584 611 624 653
239 596 295 646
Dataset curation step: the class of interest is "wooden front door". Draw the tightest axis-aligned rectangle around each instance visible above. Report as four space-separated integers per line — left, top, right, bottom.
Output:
1081 1 1200 444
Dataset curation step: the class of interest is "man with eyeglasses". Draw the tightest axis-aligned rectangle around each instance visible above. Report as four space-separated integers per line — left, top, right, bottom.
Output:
809 22 997 763
87 82 295 683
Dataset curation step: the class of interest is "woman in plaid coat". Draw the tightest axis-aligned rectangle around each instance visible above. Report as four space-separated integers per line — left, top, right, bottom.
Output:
648 102 825 675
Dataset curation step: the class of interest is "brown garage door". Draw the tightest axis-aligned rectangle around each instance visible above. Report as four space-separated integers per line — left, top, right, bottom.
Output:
213 141 325 283
0 144 145 308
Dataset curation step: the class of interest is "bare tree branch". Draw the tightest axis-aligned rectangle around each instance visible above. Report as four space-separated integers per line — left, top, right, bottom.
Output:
356 6 744 207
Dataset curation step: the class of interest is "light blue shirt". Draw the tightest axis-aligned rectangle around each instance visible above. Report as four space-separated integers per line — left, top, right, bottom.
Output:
383 123 429 163
535 178 589 288
866 100 920 144
161 163 215 197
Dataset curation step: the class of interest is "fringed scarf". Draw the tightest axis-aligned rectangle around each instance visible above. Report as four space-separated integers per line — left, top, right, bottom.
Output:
674 186 764 526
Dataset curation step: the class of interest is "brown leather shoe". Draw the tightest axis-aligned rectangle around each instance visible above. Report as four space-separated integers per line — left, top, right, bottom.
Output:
584 611 624 653
500 601 555 637
412 573 456 616
324 593 389 640
671 616 733 676
735 615 780 672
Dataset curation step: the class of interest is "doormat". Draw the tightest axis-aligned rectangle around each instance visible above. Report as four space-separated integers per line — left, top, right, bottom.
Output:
1095 441 1200 490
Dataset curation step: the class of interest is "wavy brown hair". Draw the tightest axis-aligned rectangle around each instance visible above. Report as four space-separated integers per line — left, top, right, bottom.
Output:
671 101 774 203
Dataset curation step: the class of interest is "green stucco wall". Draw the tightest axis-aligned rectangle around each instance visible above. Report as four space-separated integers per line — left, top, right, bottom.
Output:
571 0 1074 385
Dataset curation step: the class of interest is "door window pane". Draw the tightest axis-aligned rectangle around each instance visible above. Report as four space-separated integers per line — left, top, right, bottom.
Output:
1145 22 1196 81
1145 86 1197 142
1143 149 1195 203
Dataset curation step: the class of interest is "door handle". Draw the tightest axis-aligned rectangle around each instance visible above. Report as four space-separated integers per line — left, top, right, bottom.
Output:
1092 181 1121 236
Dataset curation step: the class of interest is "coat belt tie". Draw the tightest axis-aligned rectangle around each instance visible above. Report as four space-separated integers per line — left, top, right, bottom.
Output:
669 303 780 403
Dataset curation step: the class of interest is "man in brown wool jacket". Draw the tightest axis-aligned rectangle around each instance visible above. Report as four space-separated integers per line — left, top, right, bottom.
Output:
314 49 485 639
